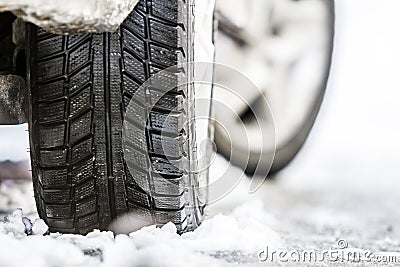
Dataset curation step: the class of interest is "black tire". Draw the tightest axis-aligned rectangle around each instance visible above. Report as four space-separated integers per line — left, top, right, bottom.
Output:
27 0 207 234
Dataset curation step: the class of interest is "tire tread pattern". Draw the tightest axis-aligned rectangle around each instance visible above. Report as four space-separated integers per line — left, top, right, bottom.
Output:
29 0 199 234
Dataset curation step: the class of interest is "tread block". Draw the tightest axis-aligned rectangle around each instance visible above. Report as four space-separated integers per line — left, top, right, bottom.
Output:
122 73 143 98
76 198 97 217
125 148 148 171
68 40 91 72
39 169 68 188
69 65 92 93
67 35 89 49
123 95 133 110
149 66 185 93
46 204 72 218
38 80 65 101
125 99 145 125
124 121 147 151
149 89 183 111
151 0 180 23
71 159 94 185
124 10 146 37
70 112 92 143
39 124 65 148
123 50 146 83
149 111 182 133
155 209 186 225
71 138 93 163
77 212 98 229
127 185 151 207
154 194 185 210
126 168 150 193
42 189 70 204
150 133 180 157
40 149 67 167
37 36 64 59
150 44 178 66
153 175 184 196
75 180 95 200
38 56 64 81
151 156 182 176
38 100 65 123
69 86 92 118
149 19 183 47
134 0 147 12
122 28 145 59
37 27 53 39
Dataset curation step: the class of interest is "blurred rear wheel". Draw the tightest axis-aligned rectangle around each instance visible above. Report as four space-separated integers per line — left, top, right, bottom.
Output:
214 0 334 175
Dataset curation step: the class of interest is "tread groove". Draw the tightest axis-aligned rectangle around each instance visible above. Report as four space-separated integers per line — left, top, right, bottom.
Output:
103 32 117 219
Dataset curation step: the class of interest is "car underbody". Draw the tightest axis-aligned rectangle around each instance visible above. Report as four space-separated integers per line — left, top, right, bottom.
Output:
0 0 140 124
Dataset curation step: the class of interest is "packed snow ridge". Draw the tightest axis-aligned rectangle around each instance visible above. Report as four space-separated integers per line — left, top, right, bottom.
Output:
0 201 280 267
0 0 140 33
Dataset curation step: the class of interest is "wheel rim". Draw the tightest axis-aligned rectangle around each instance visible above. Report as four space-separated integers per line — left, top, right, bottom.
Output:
214 0 333 172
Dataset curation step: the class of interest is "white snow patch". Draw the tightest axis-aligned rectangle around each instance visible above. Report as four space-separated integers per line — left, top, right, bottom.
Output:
0 209 26 238
0 0 140 33
0 202 280 266
32 219 48 235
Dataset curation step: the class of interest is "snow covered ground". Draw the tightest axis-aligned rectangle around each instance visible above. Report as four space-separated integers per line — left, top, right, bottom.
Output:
1 0 400 266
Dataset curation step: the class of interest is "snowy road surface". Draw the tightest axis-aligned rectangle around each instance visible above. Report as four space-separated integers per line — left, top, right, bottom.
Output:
1 0 400 266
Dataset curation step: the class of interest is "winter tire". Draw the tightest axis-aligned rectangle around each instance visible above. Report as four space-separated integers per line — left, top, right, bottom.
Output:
27 0 214 234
